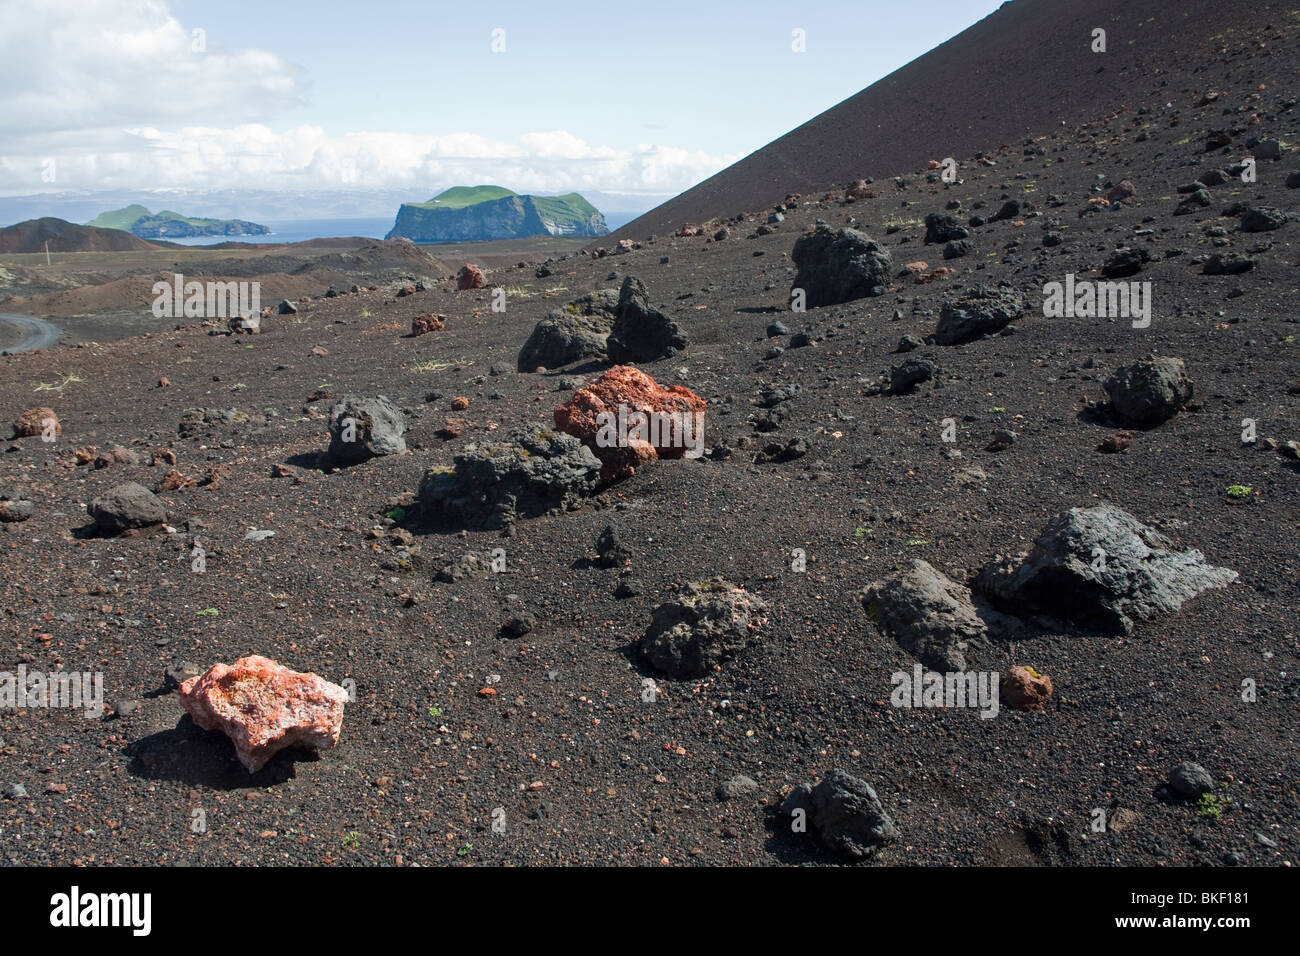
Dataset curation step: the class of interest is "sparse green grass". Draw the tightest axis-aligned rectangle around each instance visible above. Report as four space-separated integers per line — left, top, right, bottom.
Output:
1225 485 1253 498
341 831 361 849
1197 785 1231 820
883 215 923 231
197 608 219 617
409 359 463 374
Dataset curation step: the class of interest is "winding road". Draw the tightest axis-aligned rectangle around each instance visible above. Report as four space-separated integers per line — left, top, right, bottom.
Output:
0 314 62 354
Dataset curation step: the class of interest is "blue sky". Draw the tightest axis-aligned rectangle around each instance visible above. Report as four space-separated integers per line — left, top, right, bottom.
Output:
2 0 1005 198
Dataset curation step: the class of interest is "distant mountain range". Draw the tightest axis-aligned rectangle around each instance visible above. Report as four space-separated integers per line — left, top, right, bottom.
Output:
386 186 609 242
86 205 269 238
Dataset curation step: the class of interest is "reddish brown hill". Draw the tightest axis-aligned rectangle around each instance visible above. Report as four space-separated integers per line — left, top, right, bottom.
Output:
0 217 161 253
611 0 1285 239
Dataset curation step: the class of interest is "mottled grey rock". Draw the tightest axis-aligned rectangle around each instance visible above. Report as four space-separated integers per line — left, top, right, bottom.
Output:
934 285 1024 345
517 290 618 371
1241 206 1287 232
595 524 632 568
639 579 768 678
418 427 602 530
798 769 899 860
716 774 760 801
977 504 1237 634
862 559 985 670
606 276 687 363
889 357 935 394
435 551 494 583
790 226 892 307
89 482 166 533
1168 761 1215 798
1103 355 1193 426
924 213 969 245
327 395 407 464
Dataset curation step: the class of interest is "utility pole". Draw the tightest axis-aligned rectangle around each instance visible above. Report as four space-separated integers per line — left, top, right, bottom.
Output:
45 240 50 266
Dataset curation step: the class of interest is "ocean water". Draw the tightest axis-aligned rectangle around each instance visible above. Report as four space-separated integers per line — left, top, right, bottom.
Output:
158 212 644 246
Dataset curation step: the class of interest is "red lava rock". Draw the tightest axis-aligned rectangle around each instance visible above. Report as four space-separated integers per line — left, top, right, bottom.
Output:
904 260 930 275
158 377 171 388
478 687 496 697
451 396 470 411
152 448 177 466
201 464 231 488
456 264 485 290
677 223 701 237
155 469 194 492
1001 665 1053 711
396 284 416 297
74 446 98 465
553 365 707 482
179 655 349 773
14 407 60 438
1098 431 1132 453
614 239 637 254
411 313 445 336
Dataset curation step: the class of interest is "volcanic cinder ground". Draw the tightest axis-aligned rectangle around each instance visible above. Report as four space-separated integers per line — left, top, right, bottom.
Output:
1 3 1298 867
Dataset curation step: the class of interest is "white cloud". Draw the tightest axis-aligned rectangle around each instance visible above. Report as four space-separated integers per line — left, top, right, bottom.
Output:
0 0 738 198
1 124 739 198
0 0 304 137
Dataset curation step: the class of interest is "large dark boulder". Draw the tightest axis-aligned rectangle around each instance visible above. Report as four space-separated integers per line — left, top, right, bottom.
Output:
89 482 166 533
977 504 1237 634
1103 355 1192 427
418 428 602 530
605 277 687 363
326 396 407 464
518 290 618 371
934 285 1024 345
638 579 768 678
790 226 892 308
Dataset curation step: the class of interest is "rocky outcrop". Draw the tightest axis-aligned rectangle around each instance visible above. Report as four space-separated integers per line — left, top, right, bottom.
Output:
387 189 608 242
179 655 348 773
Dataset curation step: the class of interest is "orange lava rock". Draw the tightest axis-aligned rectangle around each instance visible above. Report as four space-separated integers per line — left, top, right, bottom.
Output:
456 264 485 290
179 655 349 773
411 313 445 335
152 448 177 466
451 396 470 411
478 687 496 697
14 407 60 438
74 446 98 465
677 223 701 237
1001 665 1053 711
155 469 195 492
158 377 171 388
553 365 707 482
904 261 929 275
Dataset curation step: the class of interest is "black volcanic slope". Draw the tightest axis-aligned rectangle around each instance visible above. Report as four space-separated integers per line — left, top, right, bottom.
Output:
0 1 1296 868
613 0 1288 239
